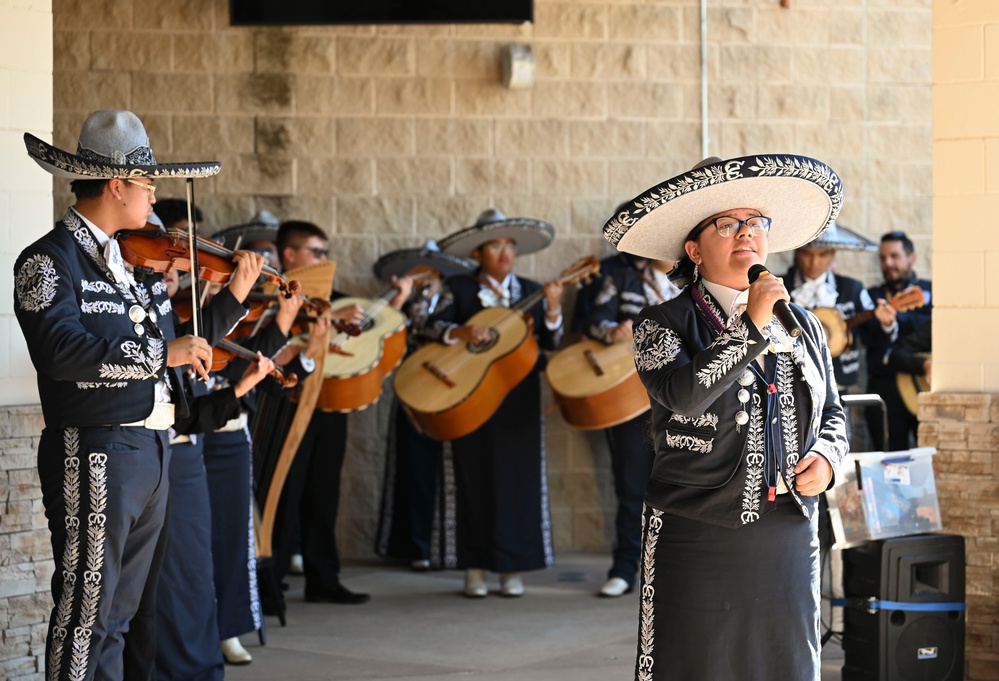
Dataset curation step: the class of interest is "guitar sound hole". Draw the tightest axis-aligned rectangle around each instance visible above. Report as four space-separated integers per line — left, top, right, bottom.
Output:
468 329 499 354
360 317 375 333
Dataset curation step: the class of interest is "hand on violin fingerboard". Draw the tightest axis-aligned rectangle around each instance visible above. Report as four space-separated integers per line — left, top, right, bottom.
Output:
302 315 332 360
226 250 267 303
234 352 275 398
168 335 213 382
274 290 304 335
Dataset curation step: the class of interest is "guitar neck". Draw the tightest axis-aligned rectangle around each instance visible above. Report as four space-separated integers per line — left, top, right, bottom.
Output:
514 288 545 314
844 309 876 330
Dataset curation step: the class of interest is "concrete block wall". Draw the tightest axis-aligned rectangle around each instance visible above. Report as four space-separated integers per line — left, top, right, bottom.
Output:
932 0 999 392
43 0 933 564
918 393 999 681
929 4 999 675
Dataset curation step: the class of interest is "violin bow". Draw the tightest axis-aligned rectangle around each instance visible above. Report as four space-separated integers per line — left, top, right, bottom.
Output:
185 179 206 354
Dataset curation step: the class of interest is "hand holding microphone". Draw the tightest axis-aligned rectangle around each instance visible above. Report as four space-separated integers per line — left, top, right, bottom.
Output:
747 264 802 338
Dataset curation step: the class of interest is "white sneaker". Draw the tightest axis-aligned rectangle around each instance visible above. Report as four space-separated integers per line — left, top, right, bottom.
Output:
464 568 487 598
411 559 431 571
499 572 524 598
599 577 631 598
289 553 304 575
221 637 252 665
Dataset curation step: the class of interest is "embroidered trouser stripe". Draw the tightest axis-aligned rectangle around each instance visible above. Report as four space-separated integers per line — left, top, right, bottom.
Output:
635 505 663 681
47 428 82 681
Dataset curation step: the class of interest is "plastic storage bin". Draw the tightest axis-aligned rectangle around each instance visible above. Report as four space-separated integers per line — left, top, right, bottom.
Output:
826 447 942 548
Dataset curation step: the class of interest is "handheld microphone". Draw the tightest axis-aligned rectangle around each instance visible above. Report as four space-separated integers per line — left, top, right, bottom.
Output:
747 264 802 338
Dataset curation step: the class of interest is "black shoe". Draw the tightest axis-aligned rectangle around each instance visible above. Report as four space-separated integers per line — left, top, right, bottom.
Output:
304 583 371 605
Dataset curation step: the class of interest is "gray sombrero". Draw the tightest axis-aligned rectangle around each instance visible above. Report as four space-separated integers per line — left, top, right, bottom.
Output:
24 109 221 180
439 209 555 258
211 210 281 249
373 241 476 283
800 221 876 252
603 154 844 261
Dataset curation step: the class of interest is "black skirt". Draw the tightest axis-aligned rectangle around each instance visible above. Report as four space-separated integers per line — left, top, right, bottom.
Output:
635 496 821 681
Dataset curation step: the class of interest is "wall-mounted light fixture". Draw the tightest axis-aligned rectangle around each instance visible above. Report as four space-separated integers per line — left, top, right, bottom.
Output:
501 43 535 89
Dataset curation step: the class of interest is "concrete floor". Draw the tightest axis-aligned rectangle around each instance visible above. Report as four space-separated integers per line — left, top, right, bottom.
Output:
227 553 844 681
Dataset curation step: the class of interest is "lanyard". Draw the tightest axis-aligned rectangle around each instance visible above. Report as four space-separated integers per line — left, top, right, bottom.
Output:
691 285 784 501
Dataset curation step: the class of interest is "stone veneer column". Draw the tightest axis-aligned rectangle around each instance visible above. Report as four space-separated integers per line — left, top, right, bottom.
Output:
918 393 999 681
0 406 50 680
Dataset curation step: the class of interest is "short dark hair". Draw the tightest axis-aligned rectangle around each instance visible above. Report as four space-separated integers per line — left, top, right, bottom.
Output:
154 198 202 230
277 221 328 254
70 179 110 199
880 230 914 255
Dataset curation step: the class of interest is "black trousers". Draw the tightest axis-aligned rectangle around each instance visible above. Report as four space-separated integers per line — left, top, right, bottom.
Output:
273 410 348 593
39 426 169 681
376 400 441 561
154 439 223 681
605 413 654 587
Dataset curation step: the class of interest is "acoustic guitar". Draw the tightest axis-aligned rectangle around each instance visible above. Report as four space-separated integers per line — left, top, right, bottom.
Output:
811 285 926 358
896 352 931 416
545 337 650 430
393 257 599 441
315 270 436 413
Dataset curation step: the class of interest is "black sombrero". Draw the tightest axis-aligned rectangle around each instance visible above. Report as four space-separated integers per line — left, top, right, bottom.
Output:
603 154 844 261
800 221 876 252
211 210 281 249
373 242 476 283
25 110 220 180
439 209 555 259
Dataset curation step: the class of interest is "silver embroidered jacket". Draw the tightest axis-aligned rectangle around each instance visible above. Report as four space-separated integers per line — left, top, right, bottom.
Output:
13 210 245 429
634 282 849 528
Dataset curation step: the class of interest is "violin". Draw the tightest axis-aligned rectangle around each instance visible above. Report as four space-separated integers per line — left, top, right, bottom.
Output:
212 338 298 388
117 227 302 298
244 291 333 319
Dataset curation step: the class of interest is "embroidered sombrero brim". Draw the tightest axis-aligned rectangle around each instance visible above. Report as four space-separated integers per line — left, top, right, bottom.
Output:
24 133 221 180
373 248 476 282
603 155 843 261
802 222 876 252
439 218 555 258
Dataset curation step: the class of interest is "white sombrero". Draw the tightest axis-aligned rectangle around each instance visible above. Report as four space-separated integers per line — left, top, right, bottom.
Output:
24 109 221 180
603 154 844 261
801 221 876 252
373 241 476 283
439 209 555 259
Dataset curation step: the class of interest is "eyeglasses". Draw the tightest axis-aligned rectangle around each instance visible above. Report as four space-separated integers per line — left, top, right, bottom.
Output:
124 178 157 195
695 215 771 239
482 242 516 253
296 245 329 259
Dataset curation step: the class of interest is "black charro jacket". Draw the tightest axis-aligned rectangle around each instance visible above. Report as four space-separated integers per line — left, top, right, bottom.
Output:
14 209 246 429
634 281 849 528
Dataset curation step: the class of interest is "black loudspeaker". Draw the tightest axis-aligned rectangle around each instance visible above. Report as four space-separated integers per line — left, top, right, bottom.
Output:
842 534 965 681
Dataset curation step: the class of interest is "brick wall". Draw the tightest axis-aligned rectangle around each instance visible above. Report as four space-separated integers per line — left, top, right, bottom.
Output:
918 392 999 681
